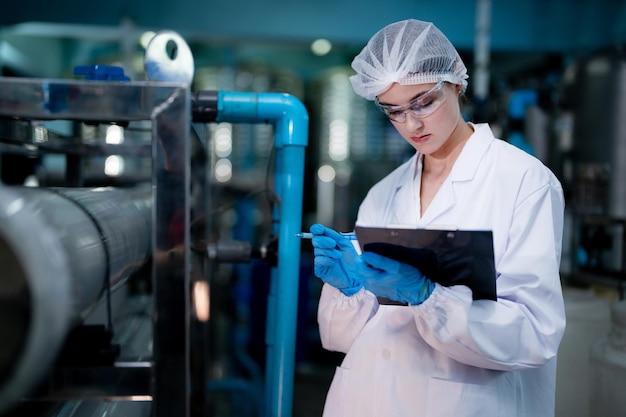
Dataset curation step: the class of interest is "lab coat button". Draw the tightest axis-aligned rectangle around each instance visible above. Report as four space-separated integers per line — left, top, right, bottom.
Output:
382 349 391 359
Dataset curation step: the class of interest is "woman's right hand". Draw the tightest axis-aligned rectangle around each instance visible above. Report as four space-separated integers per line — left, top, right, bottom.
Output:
310 224 363 296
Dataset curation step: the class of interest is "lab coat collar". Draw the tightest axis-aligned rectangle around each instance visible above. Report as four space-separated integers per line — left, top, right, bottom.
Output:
446 123 493 182
391 123 495 224
388 154 420 224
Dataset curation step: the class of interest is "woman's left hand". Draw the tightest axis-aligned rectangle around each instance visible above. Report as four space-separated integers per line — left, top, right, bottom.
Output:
360 252 434 305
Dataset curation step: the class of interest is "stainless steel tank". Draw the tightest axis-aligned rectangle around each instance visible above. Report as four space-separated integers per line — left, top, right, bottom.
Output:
563 48 626 217
0 185 151 414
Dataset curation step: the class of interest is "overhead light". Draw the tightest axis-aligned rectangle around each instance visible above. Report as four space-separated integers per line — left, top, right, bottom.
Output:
311 38 332 56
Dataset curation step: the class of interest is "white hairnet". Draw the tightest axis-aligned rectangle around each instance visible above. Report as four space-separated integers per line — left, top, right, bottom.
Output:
349 19 469 101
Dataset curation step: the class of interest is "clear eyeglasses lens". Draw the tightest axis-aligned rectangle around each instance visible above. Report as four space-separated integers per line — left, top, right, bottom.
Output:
376 81 447 122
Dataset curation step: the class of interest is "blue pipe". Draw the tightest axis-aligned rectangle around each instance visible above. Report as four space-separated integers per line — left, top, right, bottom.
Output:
216 91 308 417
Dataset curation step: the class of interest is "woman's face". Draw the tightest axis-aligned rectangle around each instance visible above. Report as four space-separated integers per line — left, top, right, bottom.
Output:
376 82 466 156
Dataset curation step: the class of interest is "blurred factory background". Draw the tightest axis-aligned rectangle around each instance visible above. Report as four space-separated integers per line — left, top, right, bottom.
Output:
1 0 626 416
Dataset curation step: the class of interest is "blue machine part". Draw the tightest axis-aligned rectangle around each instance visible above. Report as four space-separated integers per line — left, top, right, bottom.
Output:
507 89 538 156
73 65 131 81
508 88 537 119
140 30 307 416
508 131 536 156
41 66 130 113
216 90 308 417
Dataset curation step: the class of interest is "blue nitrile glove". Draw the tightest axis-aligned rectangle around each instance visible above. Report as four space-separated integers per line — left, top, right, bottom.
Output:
360 252 435 305
310 223 363 296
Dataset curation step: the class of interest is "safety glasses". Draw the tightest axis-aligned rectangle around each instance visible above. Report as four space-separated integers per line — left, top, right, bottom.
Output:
375 81 447 122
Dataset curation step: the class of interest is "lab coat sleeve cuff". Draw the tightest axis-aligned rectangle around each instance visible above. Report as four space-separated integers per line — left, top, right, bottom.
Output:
318 284 379 352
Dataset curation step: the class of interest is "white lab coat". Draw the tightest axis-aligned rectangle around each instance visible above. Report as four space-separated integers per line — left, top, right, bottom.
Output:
318 123 566 417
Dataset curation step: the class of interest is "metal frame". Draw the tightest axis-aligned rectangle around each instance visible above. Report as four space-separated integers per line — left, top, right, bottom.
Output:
0 77 308 417
0 77 192 416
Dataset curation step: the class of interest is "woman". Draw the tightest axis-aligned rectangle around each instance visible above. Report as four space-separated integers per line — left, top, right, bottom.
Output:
310 19 566 417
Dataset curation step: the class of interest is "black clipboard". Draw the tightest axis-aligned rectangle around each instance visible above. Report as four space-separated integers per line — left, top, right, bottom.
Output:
354 226 497 301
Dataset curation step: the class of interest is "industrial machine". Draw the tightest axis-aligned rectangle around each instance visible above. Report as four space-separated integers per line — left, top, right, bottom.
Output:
0 31 308 417
560 46 626 299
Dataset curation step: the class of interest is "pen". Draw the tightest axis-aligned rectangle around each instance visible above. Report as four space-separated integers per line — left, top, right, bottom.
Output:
295 232 358 240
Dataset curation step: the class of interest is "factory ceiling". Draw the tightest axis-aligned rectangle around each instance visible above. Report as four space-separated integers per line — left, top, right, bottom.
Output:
0 0 625 87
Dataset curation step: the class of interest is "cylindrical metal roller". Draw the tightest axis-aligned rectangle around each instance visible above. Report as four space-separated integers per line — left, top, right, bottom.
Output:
0 184 152 414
